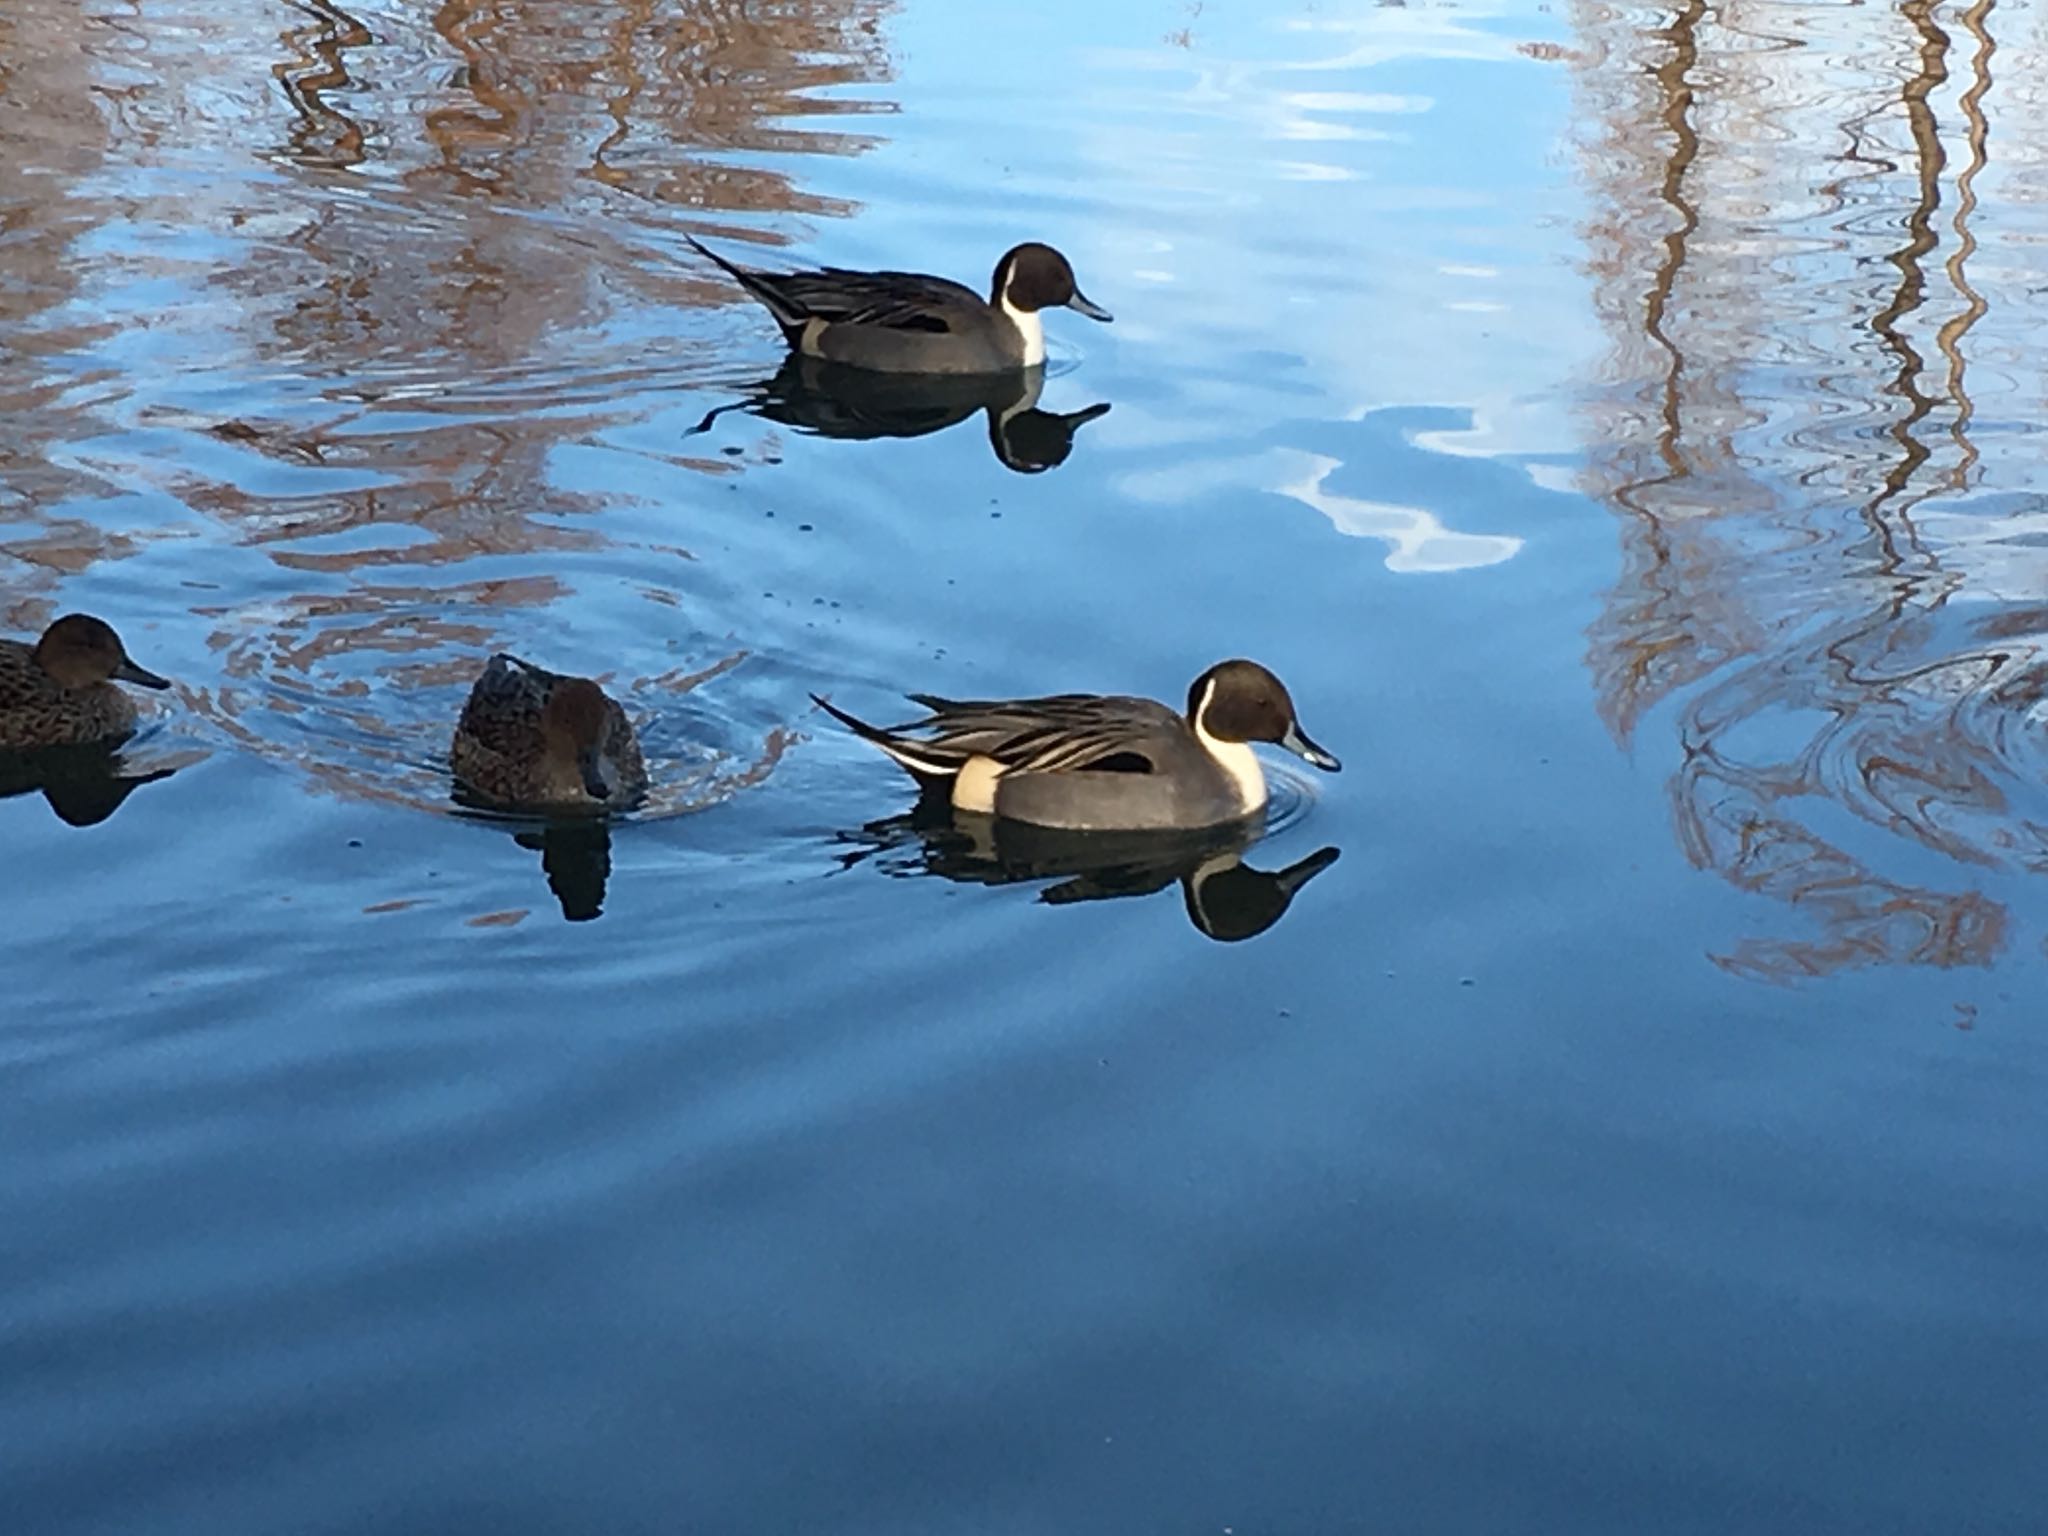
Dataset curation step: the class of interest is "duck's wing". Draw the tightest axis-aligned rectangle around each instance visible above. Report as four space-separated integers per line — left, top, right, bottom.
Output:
0 640 53 709
690 238 982 335
817 691 1183 779
913 693 1186 773
786 268 986 333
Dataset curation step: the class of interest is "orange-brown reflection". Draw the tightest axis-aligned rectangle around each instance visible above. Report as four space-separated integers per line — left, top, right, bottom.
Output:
0 1 132 577
1571 0 2048 977
2 0 889 819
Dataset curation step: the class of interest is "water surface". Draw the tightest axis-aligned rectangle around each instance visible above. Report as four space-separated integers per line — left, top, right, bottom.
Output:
4 0 2047 1530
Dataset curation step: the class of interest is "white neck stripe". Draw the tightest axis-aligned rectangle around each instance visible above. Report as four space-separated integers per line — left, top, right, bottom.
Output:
1191 678 1266 813
998 287 1047 366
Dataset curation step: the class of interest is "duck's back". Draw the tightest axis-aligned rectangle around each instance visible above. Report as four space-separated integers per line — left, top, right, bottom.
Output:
780 269 1020 375
0 638 137 748
451 656 561 804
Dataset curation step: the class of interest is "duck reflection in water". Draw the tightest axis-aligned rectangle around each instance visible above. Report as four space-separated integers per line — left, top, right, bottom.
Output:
515 819 614 924
842 804 1340 943
690 355 1111 474
0 742 187 828
445 796 619 925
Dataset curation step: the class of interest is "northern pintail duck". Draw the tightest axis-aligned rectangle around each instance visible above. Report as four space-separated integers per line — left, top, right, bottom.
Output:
687 236 1112 375
815 659 1339 831
0 614 170 750
451 654 647 811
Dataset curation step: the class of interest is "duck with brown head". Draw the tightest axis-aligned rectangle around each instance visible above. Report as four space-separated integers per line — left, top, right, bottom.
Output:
450 655 648 813
687 235 1112 376
814 658 1339 833
0 613 171 749
990 242 1114 368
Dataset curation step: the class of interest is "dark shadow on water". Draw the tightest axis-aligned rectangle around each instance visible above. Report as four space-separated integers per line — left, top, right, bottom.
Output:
451 785 616 924
839 800 1339 943
690 356 1111 474
0 744 189 829
512 821 613 924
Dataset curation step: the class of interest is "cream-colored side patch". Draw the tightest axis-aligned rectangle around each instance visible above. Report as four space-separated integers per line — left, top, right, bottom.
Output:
998 292 1047 367
951 754 1006 814
1192 680 1268 813
798 316 829 357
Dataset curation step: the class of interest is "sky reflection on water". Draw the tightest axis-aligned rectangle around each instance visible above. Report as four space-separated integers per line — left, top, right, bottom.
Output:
5 1 2048 1532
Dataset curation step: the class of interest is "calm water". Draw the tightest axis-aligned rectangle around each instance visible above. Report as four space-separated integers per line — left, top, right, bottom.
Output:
5 0 2047 1529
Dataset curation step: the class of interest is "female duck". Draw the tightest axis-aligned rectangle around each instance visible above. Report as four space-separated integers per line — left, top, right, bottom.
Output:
814 659 1339 832
0 613 170 749
450 654 647 811
688 236 1112 375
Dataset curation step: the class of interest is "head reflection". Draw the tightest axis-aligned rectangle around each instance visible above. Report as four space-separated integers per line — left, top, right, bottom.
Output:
689 356 1111 474
452 784 616 924
841 803 1338 943
0 743 191 828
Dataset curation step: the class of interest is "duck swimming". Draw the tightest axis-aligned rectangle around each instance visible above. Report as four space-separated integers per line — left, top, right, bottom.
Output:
814 659 1339 832
0 613 170 749
450 654 648 812
687 236 1112 375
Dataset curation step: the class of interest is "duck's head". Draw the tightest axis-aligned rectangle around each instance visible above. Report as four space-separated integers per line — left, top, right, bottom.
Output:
542 678 615 800
35 614 170 692
1186 659 1340 772
994 243 1113 323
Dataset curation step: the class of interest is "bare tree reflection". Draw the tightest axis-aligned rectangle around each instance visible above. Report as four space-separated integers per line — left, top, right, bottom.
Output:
0 1 135 583
1572 0 2047 978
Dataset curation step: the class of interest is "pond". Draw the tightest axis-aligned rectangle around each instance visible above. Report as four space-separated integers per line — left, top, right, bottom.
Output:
4 0 2046 1530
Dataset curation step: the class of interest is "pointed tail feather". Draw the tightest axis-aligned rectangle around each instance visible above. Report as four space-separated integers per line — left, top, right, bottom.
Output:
811 693 961 781
688 234 808 334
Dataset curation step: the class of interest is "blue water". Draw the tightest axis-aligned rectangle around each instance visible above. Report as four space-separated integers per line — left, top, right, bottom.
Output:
5 0 2048 1529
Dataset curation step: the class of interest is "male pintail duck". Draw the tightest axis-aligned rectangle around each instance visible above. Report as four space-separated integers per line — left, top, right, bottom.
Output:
0 613 170 749
451 654 648 811
687 236 1112 375
814 659 1339 831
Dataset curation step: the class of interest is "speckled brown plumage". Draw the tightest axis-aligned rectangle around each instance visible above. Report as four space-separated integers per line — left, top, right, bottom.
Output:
450 653 647 811
0 616 169 750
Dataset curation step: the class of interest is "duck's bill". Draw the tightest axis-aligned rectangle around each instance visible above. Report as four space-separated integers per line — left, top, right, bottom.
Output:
577 749 613 801
1280 723 1341 773
1066 291 1113 323
115 659 171 691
